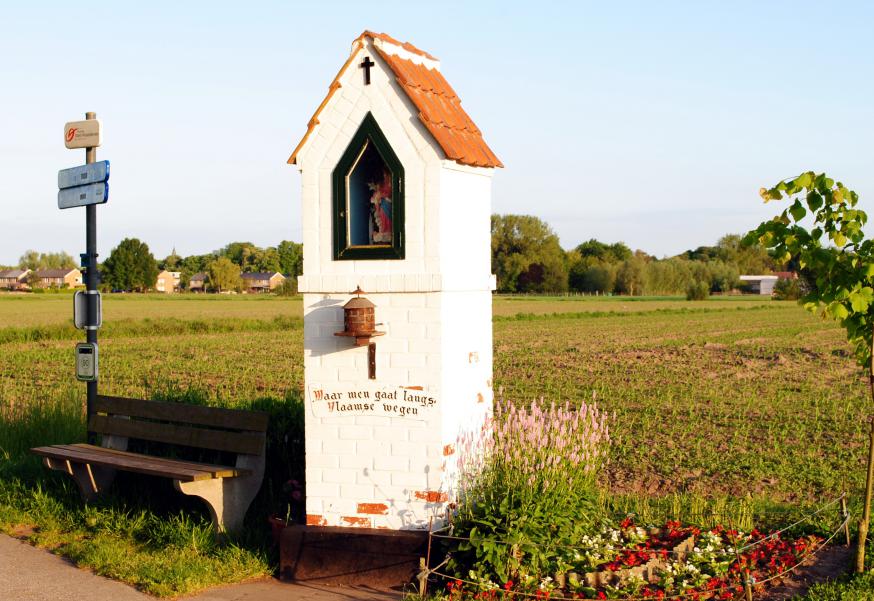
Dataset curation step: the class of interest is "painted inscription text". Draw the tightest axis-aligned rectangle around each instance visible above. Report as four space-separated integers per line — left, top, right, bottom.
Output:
308 384 437 419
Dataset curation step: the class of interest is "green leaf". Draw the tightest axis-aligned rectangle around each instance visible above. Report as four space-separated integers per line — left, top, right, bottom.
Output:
833 232 847 247
796 172 814 189
849 292 871 313
807 191 823 212
789 201 806 222
828 302 849 320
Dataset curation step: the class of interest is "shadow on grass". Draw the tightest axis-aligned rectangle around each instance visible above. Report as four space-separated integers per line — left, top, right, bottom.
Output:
0 386 305 597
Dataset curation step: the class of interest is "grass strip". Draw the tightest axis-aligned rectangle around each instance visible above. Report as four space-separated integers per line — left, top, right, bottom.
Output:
801 571 874 600
493 303 788 322
0 315 303 345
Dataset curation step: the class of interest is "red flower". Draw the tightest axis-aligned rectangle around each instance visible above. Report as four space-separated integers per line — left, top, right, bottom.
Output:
597 592 607 600
504 581 514 591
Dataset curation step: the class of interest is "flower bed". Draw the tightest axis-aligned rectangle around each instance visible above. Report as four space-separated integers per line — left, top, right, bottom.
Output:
441 519 822 600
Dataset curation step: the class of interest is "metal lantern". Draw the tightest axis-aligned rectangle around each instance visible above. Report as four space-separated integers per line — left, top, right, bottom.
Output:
335 287 385 346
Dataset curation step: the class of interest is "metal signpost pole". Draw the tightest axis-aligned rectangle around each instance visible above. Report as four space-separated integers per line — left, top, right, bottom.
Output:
84 111 98 422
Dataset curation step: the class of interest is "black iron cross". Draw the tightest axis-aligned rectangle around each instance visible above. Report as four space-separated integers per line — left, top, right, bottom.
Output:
360 56 375 85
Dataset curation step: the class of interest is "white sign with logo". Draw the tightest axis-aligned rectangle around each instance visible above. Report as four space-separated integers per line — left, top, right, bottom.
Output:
64 119 102 149
307 384 438 419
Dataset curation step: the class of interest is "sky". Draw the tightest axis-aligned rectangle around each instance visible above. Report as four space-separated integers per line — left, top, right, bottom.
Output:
1 0 872 266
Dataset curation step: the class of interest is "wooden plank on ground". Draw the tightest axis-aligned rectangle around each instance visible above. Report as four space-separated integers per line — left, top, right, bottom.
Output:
93 395 269 432
88 414 265 455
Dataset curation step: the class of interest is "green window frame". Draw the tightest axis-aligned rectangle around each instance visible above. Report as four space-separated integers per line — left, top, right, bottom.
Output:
332 113 405 261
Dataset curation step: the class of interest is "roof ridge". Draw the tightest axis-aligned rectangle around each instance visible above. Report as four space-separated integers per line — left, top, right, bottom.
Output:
360 30 439 61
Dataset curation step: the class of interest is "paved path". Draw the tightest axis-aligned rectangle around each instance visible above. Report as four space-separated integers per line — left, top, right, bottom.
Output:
0 535 401 601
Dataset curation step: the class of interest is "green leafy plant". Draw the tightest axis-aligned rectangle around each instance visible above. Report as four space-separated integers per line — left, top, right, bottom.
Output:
745 172 871 365
773 277 803 301
685 280 709 301
745 171 874 572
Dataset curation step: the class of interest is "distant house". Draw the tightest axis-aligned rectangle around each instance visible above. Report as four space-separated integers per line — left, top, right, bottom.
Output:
772 271 798 281
0 269 30 290
241 272 285 293
155 271 181 293
189 272 208 292
739 273 797 296
35 268 82 288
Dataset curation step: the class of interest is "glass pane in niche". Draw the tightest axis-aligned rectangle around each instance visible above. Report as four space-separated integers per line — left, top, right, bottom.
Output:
346 140 393 247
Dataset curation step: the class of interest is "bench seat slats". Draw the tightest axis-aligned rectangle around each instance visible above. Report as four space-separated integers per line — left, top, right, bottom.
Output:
65 444 244 475
31 445 209 481
89 414 265 455
94 395 269 432
31 444 247 481
36 445 212 480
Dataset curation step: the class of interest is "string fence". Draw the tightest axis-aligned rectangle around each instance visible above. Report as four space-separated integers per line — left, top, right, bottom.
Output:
420 493 851 601
427 493 846 559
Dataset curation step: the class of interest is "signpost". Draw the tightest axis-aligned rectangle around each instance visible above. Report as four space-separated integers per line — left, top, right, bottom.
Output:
59 112 104 425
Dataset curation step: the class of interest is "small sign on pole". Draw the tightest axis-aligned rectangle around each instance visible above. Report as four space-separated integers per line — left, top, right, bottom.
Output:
64 119 102 149
58 160 109 189
73 290 102 330
58 182 108 209
75 342 98 382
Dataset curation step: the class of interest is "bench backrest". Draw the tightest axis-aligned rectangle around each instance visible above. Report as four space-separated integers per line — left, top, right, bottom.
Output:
90 395 269 456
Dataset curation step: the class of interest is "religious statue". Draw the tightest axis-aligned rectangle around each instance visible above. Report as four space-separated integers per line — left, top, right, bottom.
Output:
367 169 392 244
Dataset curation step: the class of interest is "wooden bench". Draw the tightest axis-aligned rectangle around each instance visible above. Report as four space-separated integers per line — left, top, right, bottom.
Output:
32 395 269 534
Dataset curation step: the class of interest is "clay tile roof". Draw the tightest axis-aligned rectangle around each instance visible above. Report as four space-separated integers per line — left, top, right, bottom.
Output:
287 31 502 169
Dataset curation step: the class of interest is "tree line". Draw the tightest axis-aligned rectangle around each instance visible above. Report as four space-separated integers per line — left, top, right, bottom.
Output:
491 214 781 295
9 214 780 296
10 240 303 293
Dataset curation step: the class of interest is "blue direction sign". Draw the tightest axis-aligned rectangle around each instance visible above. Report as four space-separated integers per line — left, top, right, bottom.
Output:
58 160 110 190
57 160 110 209
58 182 109 209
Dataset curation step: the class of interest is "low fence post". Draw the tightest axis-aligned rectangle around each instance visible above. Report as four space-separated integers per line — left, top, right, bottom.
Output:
841 493 851 547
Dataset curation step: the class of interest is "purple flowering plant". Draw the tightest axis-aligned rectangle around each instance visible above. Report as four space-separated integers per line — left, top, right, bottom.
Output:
448 395 612 584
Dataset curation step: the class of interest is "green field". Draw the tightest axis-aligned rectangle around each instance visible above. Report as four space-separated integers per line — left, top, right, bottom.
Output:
0 293 870 596
0 293 867 499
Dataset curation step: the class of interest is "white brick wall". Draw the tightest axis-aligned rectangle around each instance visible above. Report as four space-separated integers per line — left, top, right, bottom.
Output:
295 37 495 531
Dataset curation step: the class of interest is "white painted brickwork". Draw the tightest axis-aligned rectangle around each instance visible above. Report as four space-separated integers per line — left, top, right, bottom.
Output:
294 37 496 530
